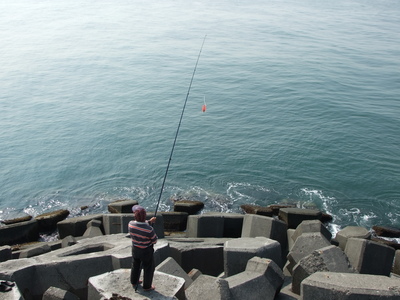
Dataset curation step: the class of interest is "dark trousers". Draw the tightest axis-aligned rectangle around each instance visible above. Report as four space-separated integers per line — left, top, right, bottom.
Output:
130 245 155 289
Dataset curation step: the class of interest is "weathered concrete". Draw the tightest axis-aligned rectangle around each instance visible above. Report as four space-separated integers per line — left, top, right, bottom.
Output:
291 220 332 243
394 250 400 276
0 281 22 300
35 209 70 232
301 272 400 299
241 214 288 255
278 208 322 229
57 214 103 239
174 200 204 215
188 268 202 281
88 268 184 300
203 212 244 238
82 219 104 237
185 275 231 300
224 237 282 276
345 237 395 276
240 204 274 217
42 286 80 300
107 199 139 214
156 257 193 289
372 225 400 238
102 213 165 238
168 238 229 276
162 212 188 232
286 232 331 275
287 229 295 251
0 245 12 262
0 234 169 299
335 225 371 250
19 243 52 258
186 214 224 238
0 219 39 246
291 245 355 294
245 257 285 295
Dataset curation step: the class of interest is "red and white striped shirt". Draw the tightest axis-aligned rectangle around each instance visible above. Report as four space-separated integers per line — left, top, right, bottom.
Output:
128 220 157 249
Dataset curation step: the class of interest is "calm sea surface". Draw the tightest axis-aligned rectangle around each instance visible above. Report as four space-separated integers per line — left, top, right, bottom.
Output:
1 0 399 234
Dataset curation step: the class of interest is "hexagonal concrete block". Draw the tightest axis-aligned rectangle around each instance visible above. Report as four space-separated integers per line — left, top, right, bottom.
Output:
301 272 400 299
344 238 395 276
186 275 231 300
278 208 322 229
335 226 371 250
224 237 282 277
291 220 331 243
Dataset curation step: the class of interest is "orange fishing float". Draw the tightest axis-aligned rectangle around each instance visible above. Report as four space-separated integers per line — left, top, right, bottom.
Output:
202 96 207 112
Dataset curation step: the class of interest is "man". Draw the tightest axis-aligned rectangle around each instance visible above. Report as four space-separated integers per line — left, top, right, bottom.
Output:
129 205 157 291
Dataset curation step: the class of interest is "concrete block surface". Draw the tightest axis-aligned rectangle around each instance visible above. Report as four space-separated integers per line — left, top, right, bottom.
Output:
345 237 395 276
107 199 138 214
42 286 79 300
301 272 400 299
291 220 332 242
224 237 282 276
292 245 355 294
394 250 400 275
241 214 288 254
156 257 193 289
0 245 12 262
278 208 322 229
335 226 371 250
88 268 185 300
185 275 231 300
186 215 224 238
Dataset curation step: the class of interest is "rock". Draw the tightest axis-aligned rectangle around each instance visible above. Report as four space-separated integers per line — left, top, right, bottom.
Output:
240 204 274 217
371 237 400 250
174 200 204 215
267 204 297 216
0 219 39 246
1 215 32 225
35 209 70 232
278 208 322 229
335 226 371 250
373 225 400 238
301 272 400 299
107 199 138 214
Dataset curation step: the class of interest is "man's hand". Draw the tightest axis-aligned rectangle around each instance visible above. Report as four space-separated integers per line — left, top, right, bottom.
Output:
149 217 157 224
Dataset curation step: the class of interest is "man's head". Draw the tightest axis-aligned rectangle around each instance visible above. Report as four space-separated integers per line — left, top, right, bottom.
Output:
132 205 146 222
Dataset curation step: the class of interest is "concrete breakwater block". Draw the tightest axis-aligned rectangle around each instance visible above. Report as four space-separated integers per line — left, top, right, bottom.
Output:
57 214 103 239
42 286 79 300
394 250 400 275
344 237 395 276
286 232 331 275
224 237 282 276
335 225 371 250
88 268 185 300
174 200 204 215
0 219 39 246
291 245 355 294
203 212 244 238
108 199 139 213
278 208 322 229
185 275 231 300
156 257 193 289
168 238 228 276
241 214 288 254
301 272 400 299
162 212 189 232
35 209 70 232
186 214 224 238
102 213 165 238
0 245 12 262
291 220 332 243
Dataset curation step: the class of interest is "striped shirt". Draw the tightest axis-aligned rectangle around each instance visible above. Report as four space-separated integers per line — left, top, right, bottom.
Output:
128 220 158 249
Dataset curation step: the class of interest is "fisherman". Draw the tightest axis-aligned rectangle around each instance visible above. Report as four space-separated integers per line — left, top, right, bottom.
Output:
129 205 157 291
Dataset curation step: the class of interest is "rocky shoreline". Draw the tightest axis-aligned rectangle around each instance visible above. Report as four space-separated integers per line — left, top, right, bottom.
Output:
0 199 400 299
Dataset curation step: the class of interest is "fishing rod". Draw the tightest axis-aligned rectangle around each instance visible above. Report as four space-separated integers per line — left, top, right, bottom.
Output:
154 35 207 217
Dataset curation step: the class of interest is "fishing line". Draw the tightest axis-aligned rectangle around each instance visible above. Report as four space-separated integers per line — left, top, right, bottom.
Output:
154 35 207 217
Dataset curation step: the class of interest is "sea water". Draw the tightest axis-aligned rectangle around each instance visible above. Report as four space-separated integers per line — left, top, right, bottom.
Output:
1 0 400 234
